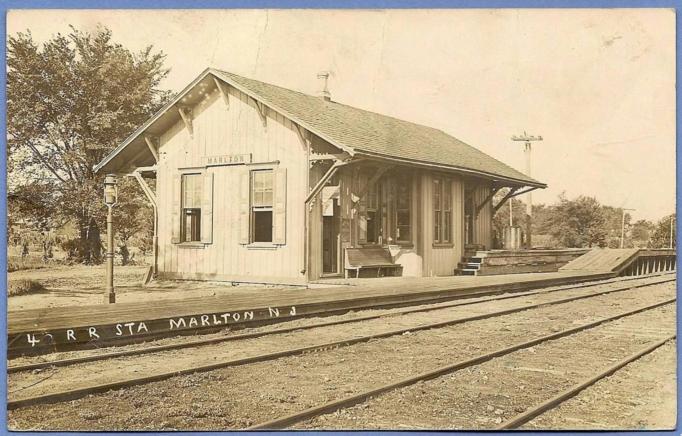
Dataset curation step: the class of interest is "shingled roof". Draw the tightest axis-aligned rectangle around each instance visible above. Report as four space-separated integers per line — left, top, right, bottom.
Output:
95 68 545 188
213 70 543 187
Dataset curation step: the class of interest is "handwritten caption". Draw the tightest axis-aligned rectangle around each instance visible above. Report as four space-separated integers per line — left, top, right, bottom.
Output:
21 305 297 348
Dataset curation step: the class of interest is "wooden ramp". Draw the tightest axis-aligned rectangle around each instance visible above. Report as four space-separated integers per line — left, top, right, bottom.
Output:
559 248 640 272
8 270 616 356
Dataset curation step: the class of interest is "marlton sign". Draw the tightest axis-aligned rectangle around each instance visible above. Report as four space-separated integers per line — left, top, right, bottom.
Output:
10 304 297 354
202 153 252 167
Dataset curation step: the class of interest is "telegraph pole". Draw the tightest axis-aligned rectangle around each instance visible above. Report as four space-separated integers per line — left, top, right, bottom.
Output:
511 131 543 249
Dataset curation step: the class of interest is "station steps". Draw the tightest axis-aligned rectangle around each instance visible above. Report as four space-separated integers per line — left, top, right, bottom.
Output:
455 244 486 276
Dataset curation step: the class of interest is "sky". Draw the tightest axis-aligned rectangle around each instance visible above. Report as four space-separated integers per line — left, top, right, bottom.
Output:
7 8 676 221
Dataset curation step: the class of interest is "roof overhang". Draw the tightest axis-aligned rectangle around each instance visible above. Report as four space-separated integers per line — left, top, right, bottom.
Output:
95 68 217 174
354 151 547 189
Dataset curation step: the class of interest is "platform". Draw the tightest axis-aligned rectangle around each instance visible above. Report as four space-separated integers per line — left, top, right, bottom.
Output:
559 248 676 274
8 270 617 355
559 248 640 272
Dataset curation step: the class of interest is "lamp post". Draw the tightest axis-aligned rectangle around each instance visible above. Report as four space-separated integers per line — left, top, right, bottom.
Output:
669 214 675 249
620 208 635 249
103 174 118 304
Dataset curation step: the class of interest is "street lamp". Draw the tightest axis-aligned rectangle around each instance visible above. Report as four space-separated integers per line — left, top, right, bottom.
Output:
620 208 635 249
103 174 118 304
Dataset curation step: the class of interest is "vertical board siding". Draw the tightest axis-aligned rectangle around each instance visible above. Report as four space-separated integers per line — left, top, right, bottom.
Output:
451 178 465 266
157 84 306 283
307 164 325 280
472 184 493 249
420 172 434 276
420 172 464 277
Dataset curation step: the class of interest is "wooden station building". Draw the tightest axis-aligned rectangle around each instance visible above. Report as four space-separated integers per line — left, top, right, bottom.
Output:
95 69 546 285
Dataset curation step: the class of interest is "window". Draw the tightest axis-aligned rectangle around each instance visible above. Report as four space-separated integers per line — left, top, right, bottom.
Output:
251 170 273 243
396 177 411 243
181 174 203 242
433 179 441 242
239 168 286 246
444 179 452 242
366 182 380 244
433 177 452 244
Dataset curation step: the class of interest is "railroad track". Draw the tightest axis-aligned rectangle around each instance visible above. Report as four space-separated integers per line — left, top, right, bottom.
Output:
9 273 674 374
7 275 675 410
495 334 676 429
247 298 675 429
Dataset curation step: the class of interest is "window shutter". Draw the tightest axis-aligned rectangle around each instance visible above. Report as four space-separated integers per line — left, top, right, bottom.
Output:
239 170 250 244
201 172 214 244
273 168 287 245
171 174 181 244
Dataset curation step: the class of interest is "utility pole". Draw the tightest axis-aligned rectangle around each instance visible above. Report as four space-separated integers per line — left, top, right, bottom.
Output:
670 214 675 249
620 208 635 248
511 131 543 249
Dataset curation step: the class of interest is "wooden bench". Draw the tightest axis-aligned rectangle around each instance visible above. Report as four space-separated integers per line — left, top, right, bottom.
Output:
344 247 403 278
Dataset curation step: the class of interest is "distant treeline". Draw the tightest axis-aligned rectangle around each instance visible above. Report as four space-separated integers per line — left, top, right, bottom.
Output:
493 190 675 249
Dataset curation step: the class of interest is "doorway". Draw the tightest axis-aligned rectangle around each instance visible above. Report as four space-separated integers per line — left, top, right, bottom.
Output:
464 193 474 245
322 186 340 274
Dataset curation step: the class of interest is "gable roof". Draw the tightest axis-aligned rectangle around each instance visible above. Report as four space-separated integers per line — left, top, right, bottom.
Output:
95 68 545 188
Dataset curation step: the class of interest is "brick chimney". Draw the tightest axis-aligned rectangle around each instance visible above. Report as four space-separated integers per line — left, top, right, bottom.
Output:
317 71 331 102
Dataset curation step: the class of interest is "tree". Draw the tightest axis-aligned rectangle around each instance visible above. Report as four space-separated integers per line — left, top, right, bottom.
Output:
7 182 63 260
649 214 676 249
599 206 633 248
8 182 61 234
8 25 170 262
545 194 608 248
631 219 654 248
113 178 154 265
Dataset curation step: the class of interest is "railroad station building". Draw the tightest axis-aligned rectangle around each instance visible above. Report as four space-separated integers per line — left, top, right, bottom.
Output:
95 68 546 285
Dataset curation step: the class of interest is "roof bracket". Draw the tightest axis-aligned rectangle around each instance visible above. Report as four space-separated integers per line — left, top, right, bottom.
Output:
493 187 520 213
252 99 268 127
475 187 501 217
213 77 230 110
294 124 310 151
177 106 194 137
256 101 268 127
492 186 539 213
130 170 157 208
144 135 159 163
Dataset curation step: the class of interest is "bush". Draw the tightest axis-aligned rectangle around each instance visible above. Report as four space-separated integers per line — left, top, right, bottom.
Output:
60 236 104 264
8 255 49 272
8 279 45 296
60 238 88 260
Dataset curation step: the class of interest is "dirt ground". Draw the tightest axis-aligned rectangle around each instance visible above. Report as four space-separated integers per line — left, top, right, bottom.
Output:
7 277 676 431
296 308 675 430
7 264 299 311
